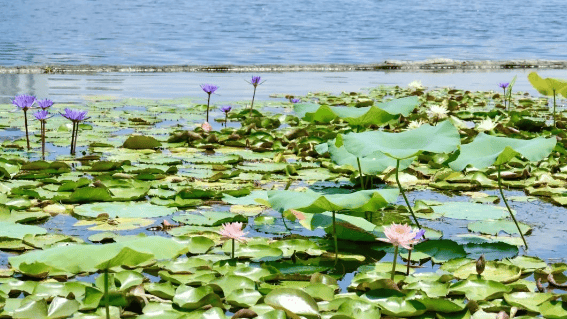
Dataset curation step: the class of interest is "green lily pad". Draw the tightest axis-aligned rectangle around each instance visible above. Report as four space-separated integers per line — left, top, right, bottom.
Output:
467 220 531 236
503 292 554 312
264 288 320 319
0 222 46 240
454 261 521 283
431 202 511 220
73 202 177 219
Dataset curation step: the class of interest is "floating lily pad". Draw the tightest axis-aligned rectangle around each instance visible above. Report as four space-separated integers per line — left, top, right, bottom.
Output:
431 202 511 220
454 261 521 283
73 202 177 219
467 219 531 236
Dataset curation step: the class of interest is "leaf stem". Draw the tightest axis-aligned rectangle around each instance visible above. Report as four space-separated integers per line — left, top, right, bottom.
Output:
395 159 421 228
104 269 110 319
357 157 365 190
497 165 528 249
553 90 557 127
391 245 399 281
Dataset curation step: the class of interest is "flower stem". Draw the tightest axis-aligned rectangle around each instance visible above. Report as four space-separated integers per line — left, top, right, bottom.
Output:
497 165 528 249
41 121 45 160
395 159 421 228
553 90 557 127
70 122 76 155
250 86 257 117
23 109 30 150
391 245 399 281
225 113 228 127
503 88 507 110
332 210 338 266
357 157 365 190
406 247 412 275
206 94 211 123
231 238 235 259
104 269 110 319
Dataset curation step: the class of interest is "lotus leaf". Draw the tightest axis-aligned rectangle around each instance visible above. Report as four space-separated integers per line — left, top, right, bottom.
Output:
341 120 460 159
449 133 556 171
467 219 531 236
12 297 80 319
0 222 46 240
503 292 554 312
172 285 222 310
448 279 511 300
430 202 511 220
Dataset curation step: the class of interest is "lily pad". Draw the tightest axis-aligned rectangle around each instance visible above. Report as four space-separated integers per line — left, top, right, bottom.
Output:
73 202 177 219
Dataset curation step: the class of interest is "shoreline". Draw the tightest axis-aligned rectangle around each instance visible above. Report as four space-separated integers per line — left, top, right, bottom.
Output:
4 59 567 74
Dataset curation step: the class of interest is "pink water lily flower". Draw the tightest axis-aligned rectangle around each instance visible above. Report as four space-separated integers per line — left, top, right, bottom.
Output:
201 122 212 132
378 223 416 249
218 222 248 242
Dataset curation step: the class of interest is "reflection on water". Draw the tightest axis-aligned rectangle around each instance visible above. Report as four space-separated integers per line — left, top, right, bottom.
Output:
2 69 567 105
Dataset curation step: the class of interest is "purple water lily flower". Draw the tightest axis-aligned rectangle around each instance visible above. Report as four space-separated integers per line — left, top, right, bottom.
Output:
200 84 218 94
62 108 88 121
499 82 509 89
11 95 36 110
220 106 232 126
34 110 50 160
61 108 88 155
413 229 426 241
291 98 301 103
250 76 262 87
247 76 264 116
12 94 36 150
201 84 218 122
33 109 49 121
36 99 54 109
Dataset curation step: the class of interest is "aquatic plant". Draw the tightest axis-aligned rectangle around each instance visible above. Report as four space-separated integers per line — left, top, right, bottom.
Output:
426 104 448 123
267 188 399 265
220 105 232 126
449 133 557 248
291 98 301 103
499 82 509 108
11 94 36 150
201 121 212 132
528 72 567 127
33 109 49 160
378 223 416 280
247 75 263 116
36 98 54 109
475 117 497 132
200 84 218 122
61 108 89 155
341 120 460 228
218 222 248 259
406 228 425 275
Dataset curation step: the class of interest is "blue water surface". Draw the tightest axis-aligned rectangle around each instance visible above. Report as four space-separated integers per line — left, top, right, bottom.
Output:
2 0 565 66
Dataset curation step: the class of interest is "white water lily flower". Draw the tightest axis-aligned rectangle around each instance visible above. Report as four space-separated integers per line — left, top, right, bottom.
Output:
426 104 449 120
475 118 497 132
407 120 425 130
408 80 423 89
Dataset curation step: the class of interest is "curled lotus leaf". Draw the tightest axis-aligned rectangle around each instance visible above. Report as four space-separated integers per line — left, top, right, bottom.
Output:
341 120 460 159
449 133 556 171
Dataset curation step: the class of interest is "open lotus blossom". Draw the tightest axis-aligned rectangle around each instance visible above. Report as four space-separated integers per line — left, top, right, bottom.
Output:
201 84 218 122
12 94 36 150
475 118 497 132
407 120 425 130
218 222 248 242
220 106 231 126
426 104 449 121
33 109 49 121
201 122 212 132
36 99 54 109
378 223 417 250
499 82 509 89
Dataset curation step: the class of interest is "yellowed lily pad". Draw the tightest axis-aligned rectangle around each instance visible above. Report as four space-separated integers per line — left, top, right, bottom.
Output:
74 218 155 231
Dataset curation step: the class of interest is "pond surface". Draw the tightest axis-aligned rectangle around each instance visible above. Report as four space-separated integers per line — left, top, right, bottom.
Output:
3 0 567 65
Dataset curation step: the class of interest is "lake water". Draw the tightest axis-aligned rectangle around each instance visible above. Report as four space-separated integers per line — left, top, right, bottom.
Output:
2 69 567 104
3 0 567 66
